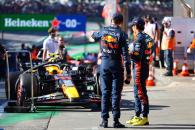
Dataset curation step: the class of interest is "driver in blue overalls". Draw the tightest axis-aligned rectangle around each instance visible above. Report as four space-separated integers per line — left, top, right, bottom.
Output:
126 17 151 126
92 13 131 128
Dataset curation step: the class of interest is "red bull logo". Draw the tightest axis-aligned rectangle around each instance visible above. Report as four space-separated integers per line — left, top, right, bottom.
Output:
102 35 117 43
101 42 119 49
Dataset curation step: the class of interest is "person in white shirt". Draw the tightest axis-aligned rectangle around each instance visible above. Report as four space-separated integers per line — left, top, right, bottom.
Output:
42 27 59 61
144 16 159 66
144 17 156 40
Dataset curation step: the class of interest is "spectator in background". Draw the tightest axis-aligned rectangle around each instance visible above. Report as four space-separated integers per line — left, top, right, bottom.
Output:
0 0 104 17
0 43 6 81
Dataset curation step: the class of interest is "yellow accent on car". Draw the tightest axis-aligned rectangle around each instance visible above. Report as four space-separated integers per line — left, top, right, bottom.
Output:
62 85 80 99
45 65 62 74
32 69 37 73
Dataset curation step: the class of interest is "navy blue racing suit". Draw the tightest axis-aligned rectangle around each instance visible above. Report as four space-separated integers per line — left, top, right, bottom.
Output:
129 32 151 117
92 25 131 121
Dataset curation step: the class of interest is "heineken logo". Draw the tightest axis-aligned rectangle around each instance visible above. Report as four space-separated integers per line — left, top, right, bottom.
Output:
4 18 49 27
0 14 86 31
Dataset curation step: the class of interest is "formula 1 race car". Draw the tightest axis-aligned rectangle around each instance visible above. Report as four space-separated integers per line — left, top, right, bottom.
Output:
5 56 101 112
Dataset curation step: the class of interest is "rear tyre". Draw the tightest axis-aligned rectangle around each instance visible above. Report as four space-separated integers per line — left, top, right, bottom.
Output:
5 71 22 100
19 73 38 97
16 73 38 106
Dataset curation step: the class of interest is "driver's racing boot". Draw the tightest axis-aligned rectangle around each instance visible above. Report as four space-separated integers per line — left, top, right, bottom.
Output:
99 120 108 128
132 117 149 126
113 121 125 128
126 116 141 124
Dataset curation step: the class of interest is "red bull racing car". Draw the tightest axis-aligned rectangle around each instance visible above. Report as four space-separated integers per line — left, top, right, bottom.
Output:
5 57 101 112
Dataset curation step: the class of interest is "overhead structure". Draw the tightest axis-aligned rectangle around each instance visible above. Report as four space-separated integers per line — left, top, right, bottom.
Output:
174 0 195 17
103 0 117 25
102 0 128 32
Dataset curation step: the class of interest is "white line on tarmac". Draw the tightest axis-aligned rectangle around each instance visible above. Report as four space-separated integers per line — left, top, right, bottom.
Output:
73 127 99 130
91 127 99 130
73 128 88 130
0 101 8 113
87 113 94 116
0 113 3 118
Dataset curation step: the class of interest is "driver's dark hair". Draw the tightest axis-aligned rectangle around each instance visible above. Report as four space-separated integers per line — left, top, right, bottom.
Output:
132 17 145 31
136 23 145 31
112 13 123 25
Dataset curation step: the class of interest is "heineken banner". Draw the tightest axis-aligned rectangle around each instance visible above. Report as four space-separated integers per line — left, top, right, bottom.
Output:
0 14 86 31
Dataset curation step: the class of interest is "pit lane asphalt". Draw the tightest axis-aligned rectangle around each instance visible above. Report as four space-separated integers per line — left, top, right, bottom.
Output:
0 68 195 130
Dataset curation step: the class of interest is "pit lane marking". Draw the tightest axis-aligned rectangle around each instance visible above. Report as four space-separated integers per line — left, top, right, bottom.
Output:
73 127 99 130
91 127 99 130
0 101 7 113
0 113 3 119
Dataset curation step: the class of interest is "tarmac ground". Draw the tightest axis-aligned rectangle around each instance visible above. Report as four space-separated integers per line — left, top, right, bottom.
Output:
0 68 195 130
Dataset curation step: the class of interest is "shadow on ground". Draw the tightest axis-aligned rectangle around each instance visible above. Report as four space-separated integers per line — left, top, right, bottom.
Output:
35 99 170 113
121 99 170 111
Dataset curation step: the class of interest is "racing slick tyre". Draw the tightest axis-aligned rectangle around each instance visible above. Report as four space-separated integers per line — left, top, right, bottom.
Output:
16 73 38 106
5 71 22 100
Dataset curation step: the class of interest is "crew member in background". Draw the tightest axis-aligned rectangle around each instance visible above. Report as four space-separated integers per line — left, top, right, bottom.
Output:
58 36 71 62
92 13 131 128
18 43 29 62
161 17 176 76
187 34 195 74
31 45 39 63
126 17 151 126
17 43 30 70
159 21 165 68
187 34 195 53
42 27 59 61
